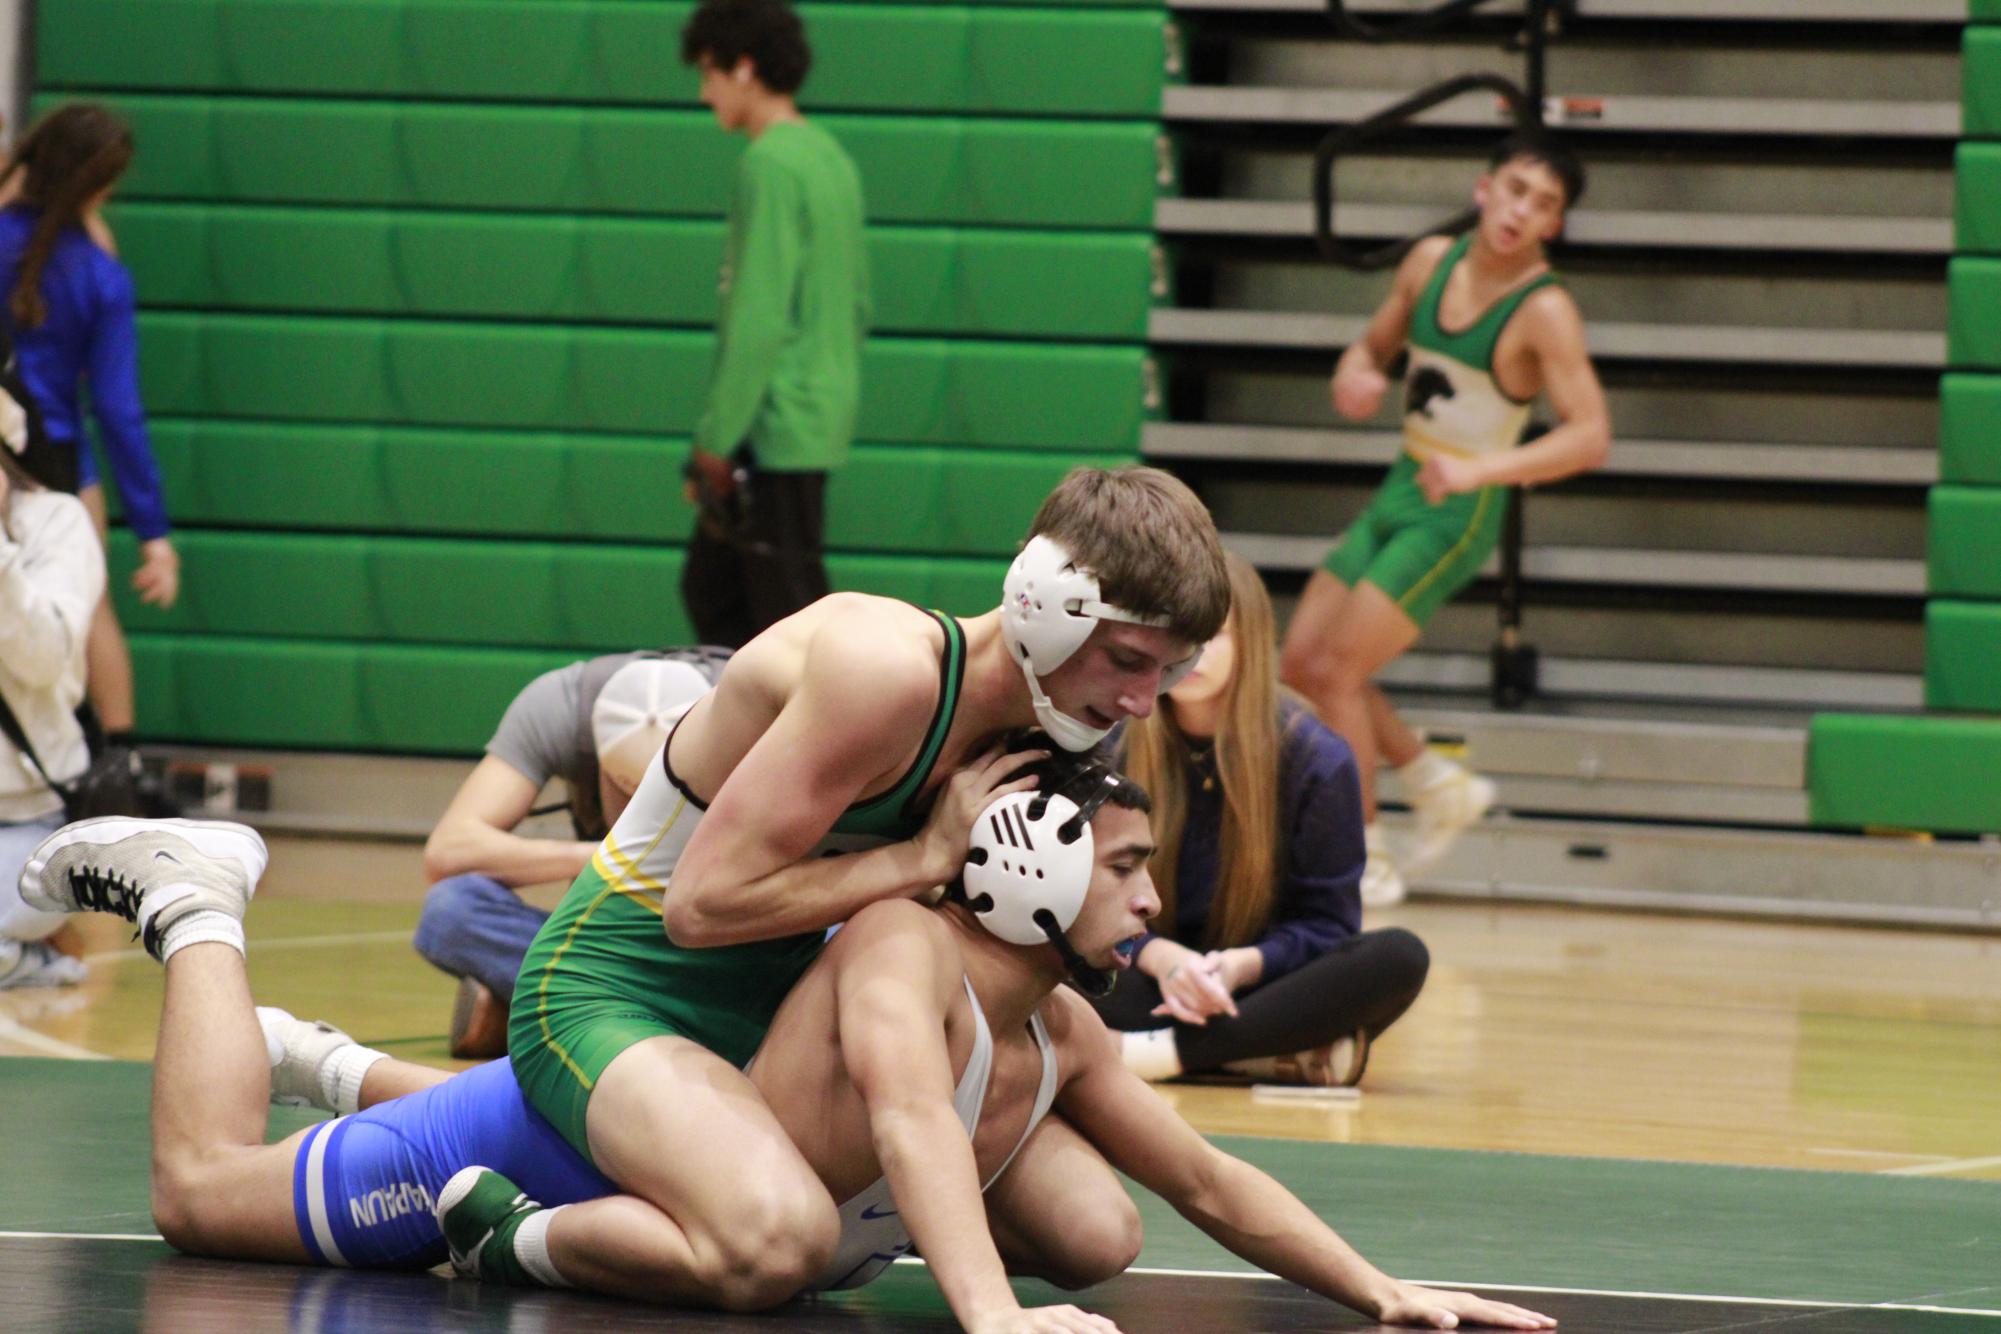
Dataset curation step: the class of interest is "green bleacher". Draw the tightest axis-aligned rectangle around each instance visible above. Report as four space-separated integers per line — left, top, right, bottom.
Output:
38 0 1170 752
1813 21 2001 834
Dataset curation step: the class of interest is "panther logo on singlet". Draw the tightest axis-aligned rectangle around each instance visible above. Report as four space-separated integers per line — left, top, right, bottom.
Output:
1406 366 1456 419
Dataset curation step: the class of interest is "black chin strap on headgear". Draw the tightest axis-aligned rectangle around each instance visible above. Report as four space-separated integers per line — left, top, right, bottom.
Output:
1029 760 1124 998
1034 908 1117 999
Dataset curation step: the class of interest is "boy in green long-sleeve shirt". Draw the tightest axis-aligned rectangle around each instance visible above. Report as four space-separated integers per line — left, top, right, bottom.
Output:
679 0 868 647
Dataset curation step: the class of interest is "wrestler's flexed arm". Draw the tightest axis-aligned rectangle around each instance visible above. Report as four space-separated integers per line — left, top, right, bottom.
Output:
665 604 1039 947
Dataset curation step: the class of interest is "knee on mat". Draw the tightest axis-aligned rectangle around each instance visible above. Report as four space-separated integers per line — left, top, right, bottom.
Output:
696 1191 840 1310
150 1160 219 1255
1039 1192 1144 1290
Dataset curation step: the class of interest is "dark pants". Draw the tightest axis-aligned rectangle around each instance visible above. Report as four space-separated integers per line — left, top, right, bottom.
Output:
680 456 830 649
1089 927 1431 1072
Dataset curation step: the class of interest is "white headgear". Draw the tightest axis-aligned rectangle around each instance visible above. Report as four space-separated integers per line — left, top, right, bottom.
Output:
998 535 1202 752
962 788 1095 946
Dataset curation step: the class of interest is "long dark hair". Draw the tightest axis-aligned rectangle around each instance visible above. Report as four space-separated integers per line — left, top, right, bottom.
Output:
1 102 135 328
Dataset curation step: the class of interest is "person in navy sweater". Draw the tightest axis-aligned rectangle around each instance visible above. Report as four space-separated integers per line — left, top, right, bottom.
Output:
0 102 178 753
1099 552 1430 1087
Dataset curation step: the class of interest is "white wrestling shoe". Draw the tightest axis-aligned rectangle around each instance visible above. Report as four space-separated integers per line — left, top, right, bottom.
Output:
19 817 267 961
1360 824 1407 908
258 1006 359 1112
1402 765 1496 881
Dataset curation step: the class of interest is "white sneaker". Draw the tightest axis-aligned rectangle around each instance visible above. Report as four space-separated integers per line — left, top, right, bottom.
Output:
257 1006 358 1112
0 938 86 990
1403 767 1495 881
1360 848 1407 908
20 817 267 961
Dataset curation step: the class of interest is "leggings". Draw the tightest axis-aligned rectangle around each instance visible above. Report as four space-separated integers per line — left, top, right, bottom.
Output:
1089 927 1430 1071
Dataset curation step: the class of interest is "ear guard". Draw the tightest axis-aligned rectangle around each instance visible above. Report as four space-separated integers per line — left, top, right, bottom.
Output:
962 764 1128 996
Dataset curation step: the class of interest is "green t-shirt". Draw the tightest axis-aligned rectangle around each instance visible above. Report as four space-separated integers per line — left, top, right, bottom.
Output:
694 119 869 472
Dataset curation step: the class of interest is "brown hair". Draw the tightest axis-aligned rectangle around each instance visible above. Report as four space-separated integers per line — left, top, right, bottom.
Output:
1120 552 1285 948
2 103 135 329
1027 465 1229 648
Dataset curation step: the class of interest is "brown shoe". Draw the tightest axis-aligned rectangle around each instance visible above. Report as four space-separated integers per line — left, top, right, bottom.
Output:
1221 1029 1371 1088
448 977 511 1060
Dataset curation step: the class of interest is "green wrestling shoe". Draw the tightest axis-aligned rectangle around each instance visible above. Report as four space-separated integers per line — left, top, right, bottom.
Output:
435 1166 544 1284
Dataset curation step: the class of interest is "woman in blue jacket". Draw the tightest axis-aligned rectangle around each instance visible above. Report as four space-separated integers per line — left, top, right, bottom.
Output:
0 102 178 752
1100 553 1430 1087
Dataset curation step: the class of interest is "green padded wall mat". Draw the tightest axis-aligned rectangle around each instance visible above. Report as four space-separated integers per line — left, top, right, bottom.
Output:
1927 485 2001 598
107 533 1037 648
41 1 1168 119
86 96 1165 229
1810 712 2001 834
134 420 1123 545
1948 258 2001 368
138 314 1152 451
1925 601 2001 711
115 205 1159 339
128 635 579 753
1975 0 2001 19
1969 27 2001 139
1940 373 2001 483
40 0 1159 751
1955 144 2001 253
127 547 1008 752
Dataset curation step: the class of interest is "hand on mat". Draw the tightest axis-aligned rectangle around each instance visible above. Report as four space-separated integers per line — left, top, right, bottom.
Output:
1332 364 1389 421
133 538 181 609
1150 944 1237 1025
971 1303 1121 1334
920 746 1048 887
1378 1282 1559 1329
1416 453 1485 505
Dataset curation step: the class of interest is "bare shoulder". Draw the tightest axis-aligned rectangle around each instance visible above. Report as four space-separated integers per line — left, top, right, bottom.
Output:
803 595 945 703
1037 986 1121 1073
1517 283 1588 345
835 897 959 954
827 901 964 1008
1399 234 1457 289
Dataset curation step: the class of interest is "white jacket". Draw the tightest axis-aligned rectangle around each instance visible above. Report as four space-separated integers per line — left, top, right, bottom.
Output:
0 488 105 821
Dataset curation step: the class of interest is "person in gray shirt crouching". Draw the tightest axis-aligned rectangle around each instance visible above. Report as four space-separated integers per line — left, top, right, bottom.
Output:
414 649 726 1056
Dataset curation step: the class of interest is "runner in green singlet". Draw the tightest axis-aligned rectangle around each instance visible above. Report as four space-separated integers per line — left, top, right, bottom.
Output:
504 464 1228 1312
1281 133 1613 908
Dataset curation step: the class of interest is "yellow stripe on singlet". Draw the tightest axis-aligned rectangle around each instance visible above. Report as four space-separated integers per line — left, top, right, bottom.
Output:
532 795 687 1091
1398 483 1500 614
1403 426 1482 461
598 828 672 915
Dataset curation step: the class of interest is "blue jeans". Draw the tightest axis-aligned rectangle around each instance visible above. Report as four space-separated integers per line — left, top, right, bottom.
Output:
412 874 550 1001
0 812 69 942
